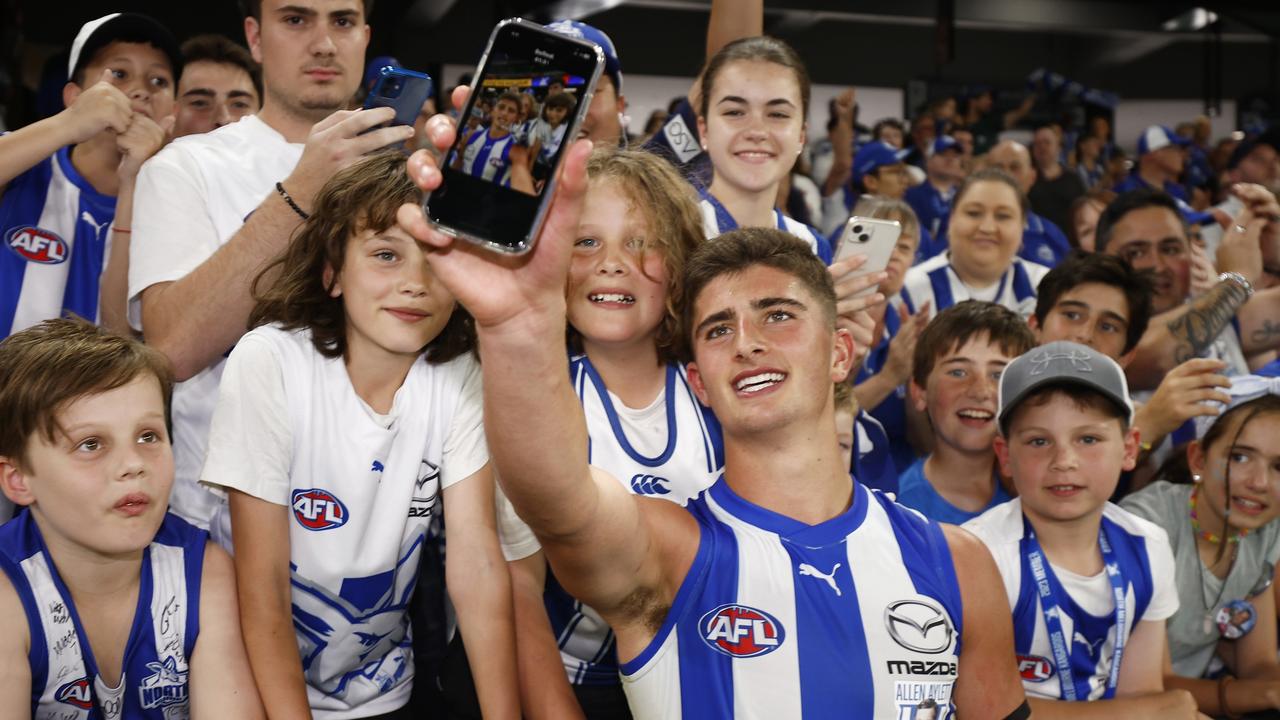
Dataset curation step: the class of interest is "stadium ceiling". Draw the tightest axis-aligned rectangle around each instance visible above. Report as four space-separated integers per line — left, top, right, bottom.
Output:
12 0 1280 100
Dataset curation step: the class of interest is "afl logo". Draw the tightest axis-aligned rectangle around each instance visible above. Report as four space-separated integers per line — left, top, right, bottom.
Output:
6 225 67 264
291 488 348 531
884 598 954 654
700 604 786 658
55 677 92 709
1017 654 1054 682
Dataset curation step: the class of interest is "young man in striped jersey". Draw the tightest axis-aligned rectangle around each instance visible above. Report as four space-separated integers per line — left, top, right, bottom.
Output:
399 129 1029 719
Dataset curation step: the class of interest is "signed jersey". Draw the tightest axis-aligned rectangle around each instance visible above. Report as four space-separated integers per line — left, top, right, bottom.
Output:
0 510 205 720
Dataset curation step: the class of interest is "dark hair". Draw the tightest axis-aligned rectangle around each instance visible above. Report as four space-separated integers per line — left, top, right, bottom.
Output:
951 167 1029 221
1094 188 1187 254
698 36 810 120
683 228 834 356
1033 251 1153 355
1066 190 1115 249
0 318 174 470
249 150 474 363
1004 384 1130 436
179 34 263 103
543 91 576 111
872 118 905 142
240 0 374 20
912 300 1036 388
574 147 704 364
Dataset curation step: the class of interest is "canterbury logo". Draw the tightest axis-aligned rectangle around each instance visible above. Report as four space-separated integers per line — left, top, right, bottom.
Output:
630 474 671 496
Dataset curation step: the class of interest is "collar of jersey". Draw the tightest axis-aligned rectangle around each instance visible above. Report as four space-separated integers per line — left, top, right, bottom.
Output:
708 474 869 547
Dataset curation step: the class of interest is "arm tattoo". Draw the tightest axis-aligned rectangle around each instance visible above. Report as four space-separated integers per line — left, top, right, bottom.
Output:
1252 318 1280 348
1166 280 1250 363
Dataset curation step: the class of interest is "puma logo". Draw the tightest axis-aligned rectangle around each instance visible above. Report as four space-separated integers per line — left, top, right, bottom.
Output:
80 211 110 238
798 562 842 596
1073 631 1105 657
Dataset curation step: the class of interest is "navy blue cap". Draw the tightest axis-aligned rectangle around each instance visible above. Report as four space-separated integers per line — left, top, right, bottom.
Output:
546 19 623 93
853 141 910 185
933 135 962 154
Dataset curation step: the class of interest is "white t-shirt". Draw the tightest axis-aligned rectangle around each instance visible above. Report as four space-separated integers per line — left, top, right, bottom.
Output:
201 324 488 718
965 498 1179 701
127 115 304 527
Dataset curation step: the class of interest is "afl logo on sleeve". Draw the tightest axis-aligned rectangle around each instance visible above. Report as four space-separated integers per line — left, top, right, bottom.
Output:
699 604 786 658
884 599 954 654
6 225 67 264
291 488 349 531
1017 654 1054 681
55 678 92 709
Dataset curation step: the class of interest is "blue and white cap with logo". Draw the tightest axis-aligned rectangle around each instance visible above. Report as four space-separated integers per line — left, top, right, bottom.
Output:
546 19 623 93
853 141 910 185
997 341 1134 434
1137 125 1191 156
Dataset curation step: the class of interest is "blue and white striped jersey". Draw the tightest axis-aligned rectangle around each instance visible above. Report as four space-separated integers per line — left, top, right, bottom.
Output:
964 499 1178 701
1 145 116 337
620 479 963 719
459 126 517 185
545 355 725 685
698 191 834 264
896 252 1048 320
0 510 206 720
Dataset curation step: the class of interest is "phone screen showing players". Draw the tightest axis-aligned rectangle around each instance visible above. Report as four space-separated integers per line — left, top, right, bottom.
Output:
430 21 601 252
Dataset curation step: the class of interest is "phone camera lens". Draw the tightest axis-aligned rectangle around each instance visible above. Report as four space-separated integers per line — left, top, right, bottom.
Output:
858 234 871 243
852 225 863 234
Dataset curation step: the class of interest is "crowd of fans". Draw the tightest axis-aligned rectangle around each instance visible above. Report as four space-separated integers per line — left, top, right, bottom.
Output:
3 1 1280 718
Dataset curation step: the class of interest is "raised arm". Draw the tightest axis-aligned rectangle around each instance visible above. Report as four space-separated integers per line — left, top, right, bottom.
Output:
397 89 695 623
137 108 411 380
0 69 130 195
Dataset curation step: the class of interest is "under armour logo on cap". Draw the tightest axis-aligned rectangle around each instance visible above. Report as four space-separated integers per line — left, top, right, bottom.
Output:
1027 347 1094 376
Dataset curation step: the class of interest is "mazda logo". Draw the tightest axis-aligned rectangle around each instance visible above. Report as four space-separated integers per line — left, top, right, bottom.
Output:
884 598 953 654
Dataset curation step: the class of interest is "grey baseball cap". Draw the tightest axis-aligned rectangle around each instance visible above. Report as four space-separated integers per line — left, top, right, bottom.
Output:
997 341 1134 435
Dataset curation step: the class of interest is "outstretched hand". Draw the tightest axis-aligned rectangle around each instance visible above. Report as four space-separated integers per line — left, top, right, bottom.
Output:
396 85 593 331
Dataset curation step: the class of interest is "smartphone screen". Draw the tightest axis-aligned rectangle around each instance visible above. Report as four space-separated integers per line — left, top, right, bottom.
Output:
426 19 603 253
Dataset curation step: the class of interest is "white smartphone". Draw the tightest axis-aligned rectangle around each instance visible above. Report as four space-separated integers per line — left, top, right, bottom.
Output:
835 216 901 297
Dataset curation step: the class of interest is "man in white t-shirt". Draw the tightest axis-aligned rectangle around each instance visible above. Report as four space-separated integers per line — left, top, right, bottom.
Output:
127 0 410 527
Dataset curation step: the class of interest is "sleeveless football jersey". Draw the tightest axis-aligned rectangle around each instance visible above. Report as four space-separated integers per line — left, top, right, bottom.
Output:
0 145 117 336
546 356 725 685
459 126 516 185
895 252 1048 320
698 191 834 264
964 499 1178 701
0 510 206 720
215 325 483 718
620 479 964 719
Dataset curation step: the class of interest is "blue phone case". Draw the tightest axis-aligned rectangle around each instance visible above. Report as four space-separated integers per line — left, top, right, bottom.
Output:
364 67 434 126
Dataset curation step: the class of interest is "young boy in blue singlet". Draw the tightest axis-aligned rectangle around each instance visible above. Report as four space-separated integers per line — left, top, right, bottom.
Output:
964 341 1199 719
0 318 261 719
